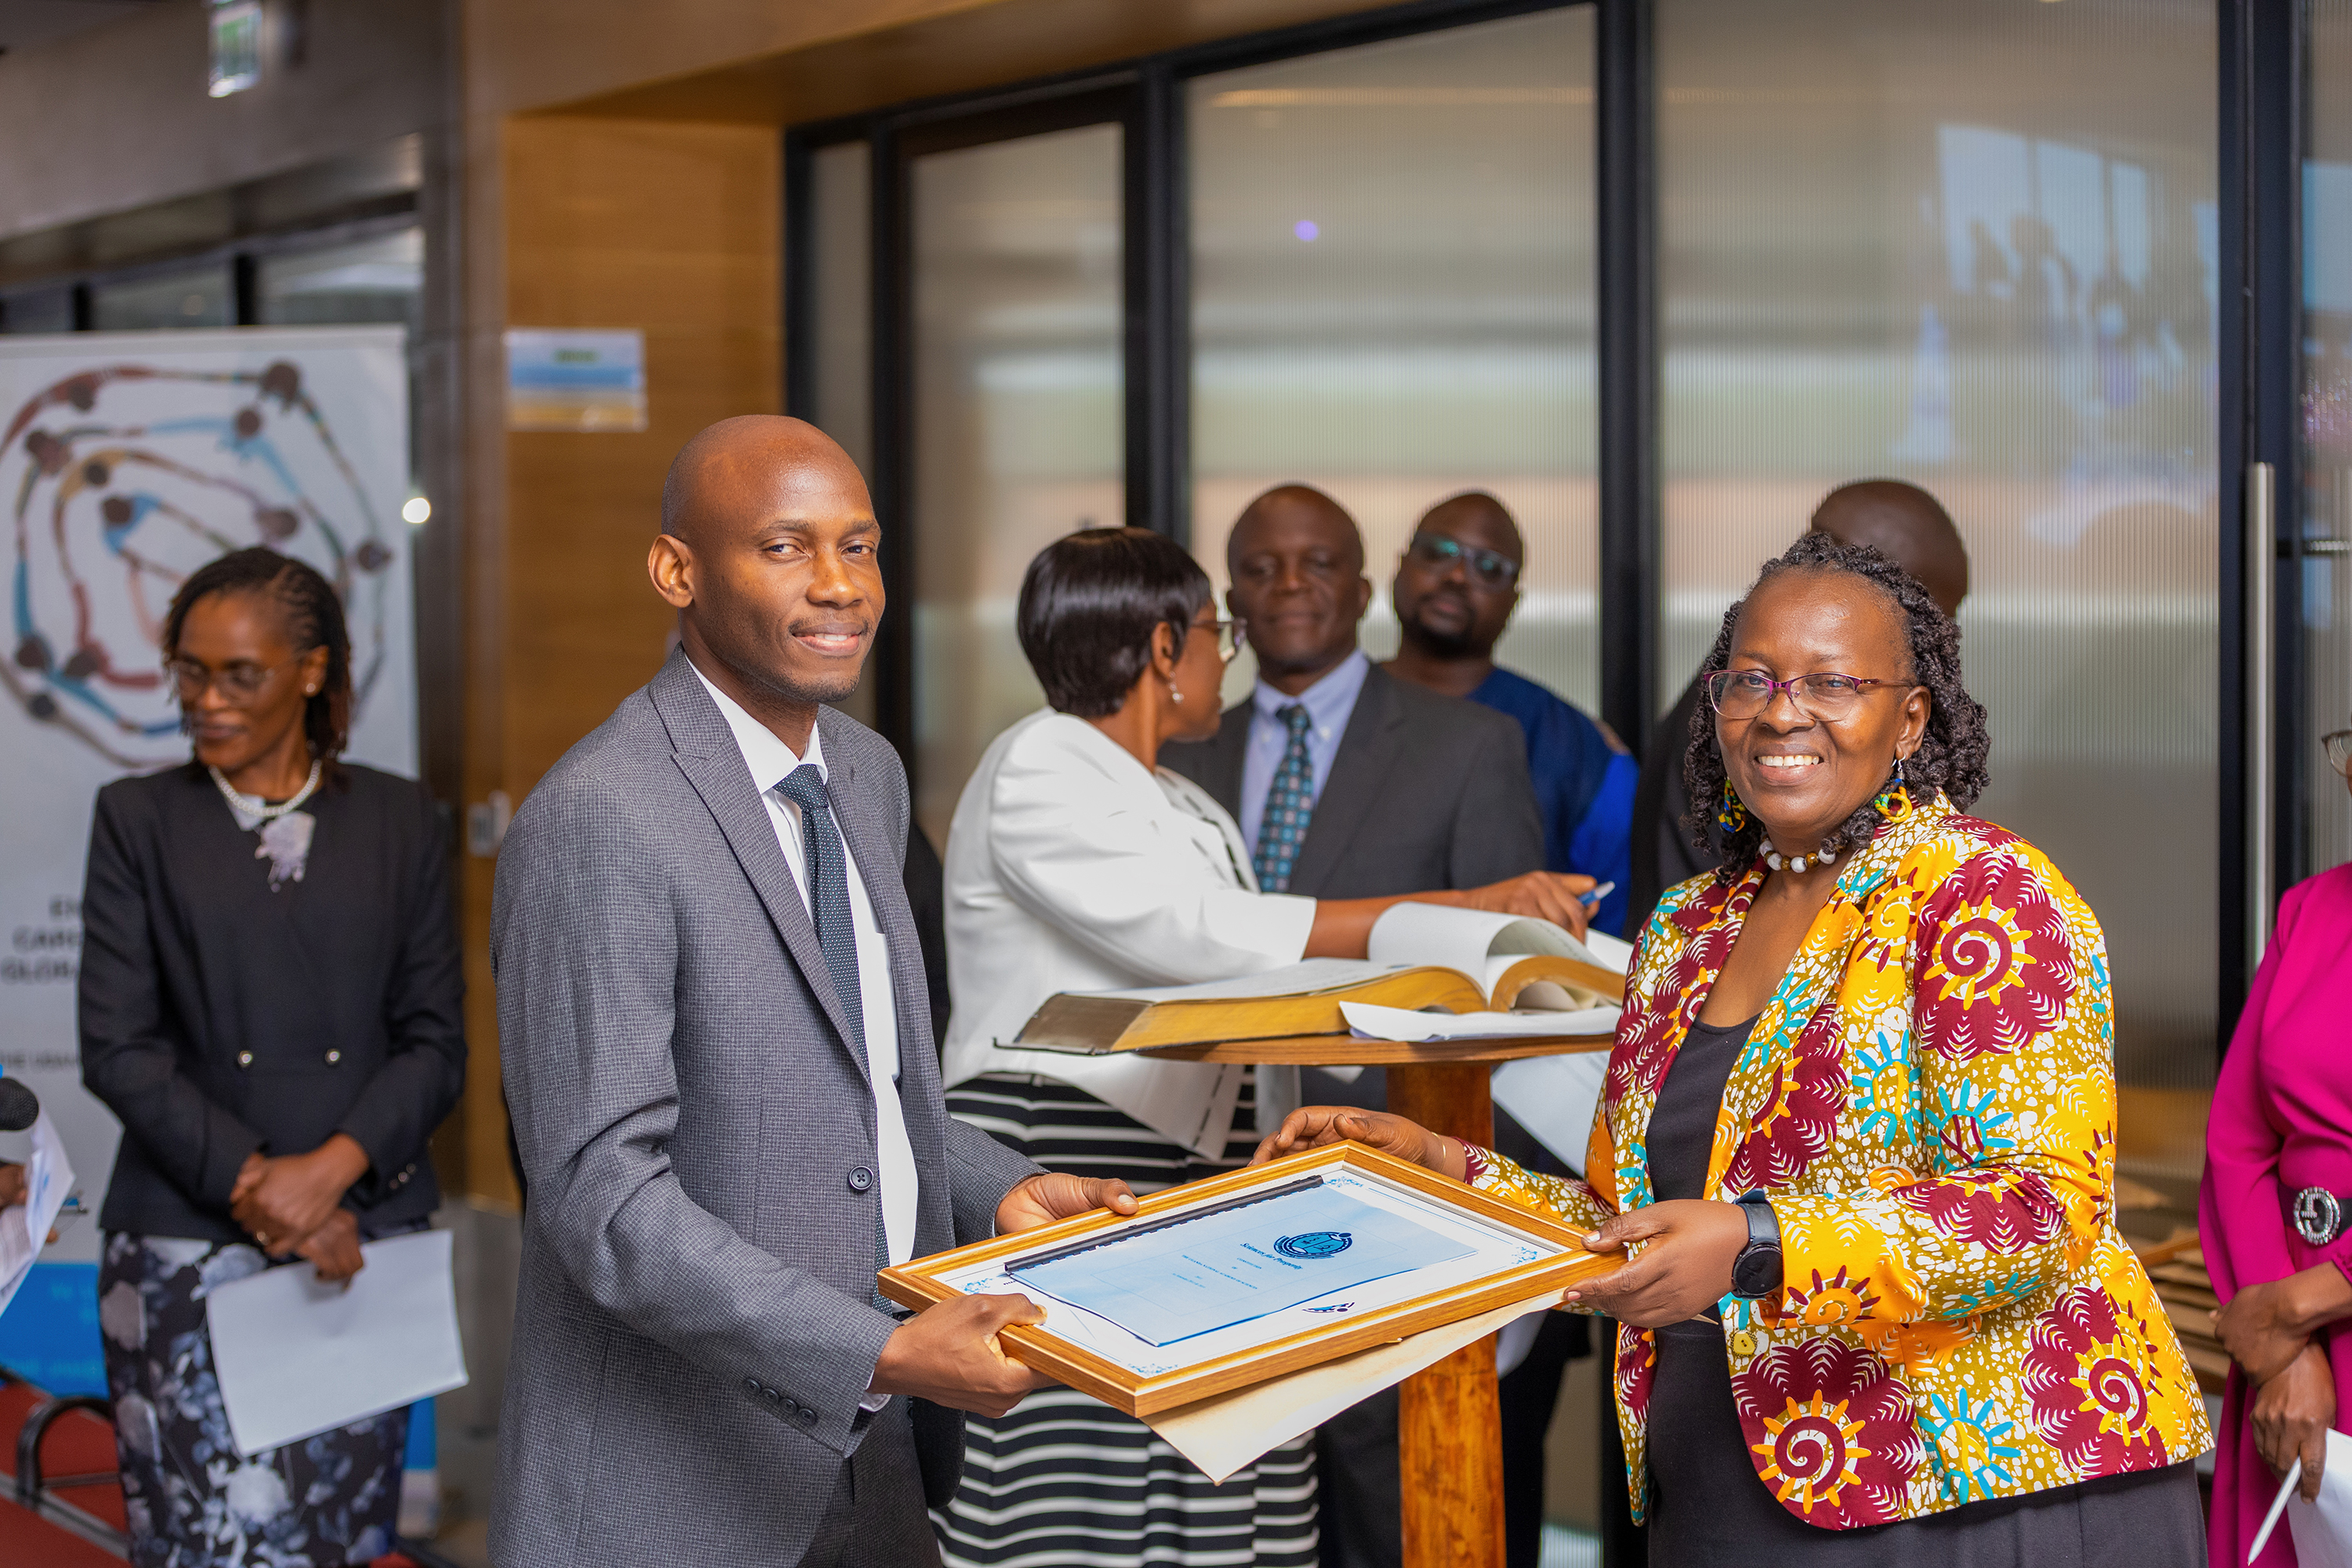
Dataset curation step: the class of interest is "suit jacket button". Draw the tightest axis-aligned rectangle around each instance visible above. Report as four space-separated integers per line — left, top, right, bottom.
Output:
744 1377 762 1395
848 1167 873 1193
798 1406 818 1425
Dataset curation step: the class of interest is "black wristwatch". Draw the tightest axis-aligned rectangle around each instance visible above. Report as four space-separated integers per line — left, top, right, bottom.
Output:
1730 1189 1784 1299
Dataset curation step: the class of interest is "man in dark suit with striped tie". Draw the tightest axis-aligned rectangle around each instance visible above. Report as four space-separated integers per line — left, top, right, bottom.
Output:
1159 482 1569 1568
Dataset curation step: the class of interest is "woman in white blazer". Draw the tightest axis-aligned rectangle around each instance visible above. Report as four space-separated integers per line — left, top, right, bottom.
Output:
934 527 1588 1568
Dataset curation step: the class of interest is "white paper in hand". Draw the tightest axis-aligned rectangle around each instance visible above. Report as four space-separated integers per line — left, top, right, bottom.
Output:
206 1229 468 1457
2288 1430 2352 1568
0 1112 74 1320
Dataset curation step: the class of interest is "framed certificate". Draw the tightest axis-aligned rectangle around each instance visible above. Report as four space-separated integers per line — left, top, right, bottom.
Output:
878 1142 1617 1417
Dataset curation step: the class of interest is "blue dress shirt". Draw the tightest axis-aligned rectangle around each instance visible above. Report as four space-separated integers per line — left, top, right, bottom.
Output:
1238 649 1372 857
1468 667 1638 936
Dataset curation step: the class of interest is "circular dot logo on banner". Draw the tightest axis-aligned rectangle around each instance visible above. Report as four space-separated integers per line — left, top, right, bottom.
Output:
3 359 396 768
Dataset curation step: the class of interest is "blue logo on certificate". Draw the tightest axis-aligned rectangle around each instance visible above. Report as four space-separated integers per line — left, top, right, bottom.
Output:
1276 1231 1352 1260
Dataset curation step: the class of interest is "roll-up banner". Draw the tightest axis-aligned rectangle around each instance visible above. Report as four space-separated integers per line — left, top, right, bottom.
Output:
0 328 417 1391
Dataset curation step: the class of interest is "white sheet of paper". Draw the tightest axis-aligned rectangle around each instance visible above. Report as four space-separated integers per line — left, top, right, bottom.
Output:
207 1229 468 1457
0 1112 73 1319
1341 1001 1620 1043
2289 1428 2352 1568
1146 1290 1560 1483
1491 1051 1611 1178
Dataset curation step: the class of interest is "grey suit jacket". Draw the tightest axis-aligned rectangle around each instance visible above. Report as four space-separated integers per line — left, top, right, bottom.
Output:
1159 661 1544 899
488 650 1040 1568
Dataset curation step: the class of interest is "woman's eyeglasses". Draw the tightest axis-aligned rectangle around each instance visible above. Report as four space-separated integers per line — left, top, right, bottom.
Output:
1406 532 1521 590
2325 729 2352 776
1187 619 1247 662
165 656 293 704
1704 668 1907 722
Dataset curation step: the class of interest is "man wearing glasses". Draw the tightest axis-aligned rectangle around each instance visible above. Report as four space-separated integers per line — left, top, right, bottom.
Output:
1384 491 1637 939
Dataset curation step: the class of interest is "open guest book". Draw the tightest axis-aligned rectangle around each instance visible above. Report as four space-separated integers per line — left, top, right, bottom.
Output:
1010 902 1635 1054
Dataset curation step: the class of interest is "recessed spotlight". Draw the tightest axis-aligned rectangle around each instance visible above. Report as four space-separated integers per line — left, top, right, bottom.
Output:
401 495 431 525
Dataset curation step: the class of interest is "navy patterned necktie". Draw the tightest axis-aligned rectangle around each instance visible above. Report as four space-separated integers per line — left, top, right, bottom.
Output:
773 765 866 1057
775 764 895 1308
1253 704 1316 893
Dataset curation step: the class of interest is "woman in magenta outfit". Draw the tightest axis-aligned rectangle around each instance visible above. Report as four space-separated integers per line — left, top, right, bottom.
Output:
2202 733 2352 1566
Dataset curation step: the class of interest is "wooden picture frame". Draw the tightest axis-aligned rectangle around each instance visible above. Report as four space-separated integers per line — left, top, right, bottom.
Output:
877 1141 1619 1417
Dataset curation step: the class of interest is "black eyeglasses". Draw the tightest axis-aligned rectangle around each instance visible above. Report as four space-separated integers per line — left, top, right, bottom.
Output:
2325 729 2352 776
1406 532 1521 589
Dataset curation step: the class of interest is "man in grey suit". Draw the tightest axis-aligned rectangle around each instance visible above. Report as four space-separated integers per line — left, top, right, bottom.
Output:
490 416 1137 1568
1160 484 1579 1568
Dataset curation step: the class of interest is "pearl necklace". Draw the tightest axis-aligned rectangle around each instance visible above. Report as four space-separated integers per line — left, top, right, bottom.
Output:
210 759 321 823
1762 840 1837 875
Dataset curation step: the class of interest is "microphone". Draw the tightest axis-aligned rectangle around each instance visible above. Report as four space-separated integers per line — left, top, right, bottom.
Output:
0 1077 39 1134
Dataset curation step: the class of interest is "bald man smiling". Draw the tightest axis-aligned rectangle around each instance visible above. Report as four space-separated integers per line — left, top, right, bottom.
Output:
489 417 1134 1568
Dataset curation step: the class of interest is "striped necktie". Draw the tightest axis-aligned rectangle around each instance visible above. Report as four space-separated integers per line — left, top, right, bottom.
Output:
1253 704 1316 893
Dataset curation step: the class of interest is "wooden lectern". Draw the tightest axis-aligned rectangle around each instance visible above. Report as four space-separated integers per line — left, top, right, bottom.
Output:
1145 1031 1613 1568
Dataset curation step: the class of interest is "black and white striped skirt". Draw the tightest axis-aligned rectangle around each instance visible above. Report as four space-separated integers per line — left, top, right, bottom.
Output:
937 1073 1319 1568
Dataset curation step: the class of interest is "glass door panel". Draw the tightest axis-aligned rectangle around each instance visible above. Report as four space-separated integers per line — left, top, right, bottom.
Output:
909 122 1124 844
1188 8 1599 713
2305 1 2352 873
1657 0 2220 1160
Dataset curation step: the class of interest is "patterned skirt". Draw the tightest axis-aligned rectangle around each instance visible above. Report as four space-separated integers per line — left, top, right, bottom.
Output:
937 1073 1319 1568
98 1229 414 1568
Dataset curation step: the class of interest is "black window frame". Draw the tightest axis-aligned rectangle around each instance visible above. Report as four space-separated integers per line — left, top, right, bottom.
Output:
785 0 2310 1065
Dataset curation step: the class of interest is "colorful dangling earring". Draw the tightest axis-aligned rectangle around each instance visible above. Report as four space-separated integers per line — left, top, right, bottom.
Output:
1871 755 1913 822
1716 780 1748 836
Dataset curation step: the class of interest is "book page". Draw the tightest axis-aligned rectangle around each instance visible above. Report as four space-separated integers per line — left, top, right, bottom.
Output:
1367 902 1608 987
1078 958 1406 1006
1341 1001 1620 1043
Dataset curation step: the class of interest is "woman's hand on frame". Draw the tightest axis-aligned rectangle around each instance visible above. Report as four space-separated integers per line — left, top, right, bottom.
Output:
2251 1342 2337 1501
1250 1107 1466 1181
1560 1200 1750 1327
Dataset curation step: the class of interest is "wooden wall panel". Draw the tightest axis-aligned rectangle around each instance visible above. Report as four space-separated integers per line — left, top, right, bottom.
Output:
452 116 779 1205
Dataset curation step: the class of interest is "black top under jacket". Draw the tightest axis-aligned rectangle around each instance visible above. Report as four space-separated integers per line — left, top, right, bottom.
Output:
78 761 466 1241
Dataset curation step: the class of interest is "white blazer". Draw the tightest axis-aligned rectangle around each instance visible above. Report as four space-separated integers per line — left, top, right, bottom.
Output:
942 710 1317 1157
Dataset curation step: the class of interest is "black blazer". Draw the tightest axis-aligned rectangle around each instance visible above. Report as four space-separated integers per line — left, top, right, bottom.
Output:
1158 662 1544 898
78 762 466 1240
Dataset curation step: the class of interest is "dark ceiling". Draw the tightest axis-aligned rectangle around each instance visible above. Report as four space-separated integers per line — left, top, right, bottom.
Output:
0 0 164 56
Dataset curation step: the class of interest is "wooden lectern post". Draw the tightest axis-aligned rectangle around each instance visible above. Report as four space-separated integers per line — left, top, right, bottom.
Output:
1142 1031 1612 1568
1387 1061 1507 1568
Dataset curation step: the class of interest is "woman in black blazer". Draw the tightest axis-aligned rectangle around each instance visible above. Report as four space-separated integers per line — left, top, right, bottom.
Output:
78 547 464 1568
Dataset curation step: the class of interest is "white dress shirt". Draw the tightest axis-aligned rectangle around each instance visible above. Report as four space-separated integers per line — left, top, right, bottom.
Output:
940 710 1319 1157
689 662 918 1269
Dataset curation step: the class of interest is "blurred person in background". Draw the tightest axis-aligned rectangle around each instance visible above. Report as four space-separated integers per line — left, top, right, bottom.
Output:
1263 532 2208 1563
78 548 466 1568
1626 480 1969 936
938 527 1592 1568
2201 723 2352 1566
1160 487 1577 1568
1385 489 1635 938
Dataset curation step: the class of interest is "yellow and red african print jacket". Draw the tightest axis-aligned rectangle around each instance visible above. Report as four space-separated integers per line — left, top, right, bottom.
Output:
1465 791 2209 1528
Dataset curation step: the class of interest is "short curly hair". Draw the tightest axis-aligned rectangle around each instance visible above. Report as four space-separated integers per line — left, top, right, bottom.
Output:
1684 531 1989 877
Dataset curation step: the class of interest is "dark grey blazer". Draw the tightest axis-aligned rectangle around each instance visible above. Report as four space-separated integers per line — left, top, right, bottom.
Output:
1159 661 1544 899
488 651 1040 1568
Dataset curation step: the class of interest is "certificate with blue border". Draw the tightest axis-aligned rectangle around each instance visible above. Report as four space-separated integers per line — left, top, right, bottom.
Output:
879 1142 1618 1417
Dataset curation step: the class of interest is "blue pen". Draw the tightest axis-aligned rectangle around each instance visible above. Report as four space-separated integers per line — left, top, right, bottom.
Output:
1580 880 1616 907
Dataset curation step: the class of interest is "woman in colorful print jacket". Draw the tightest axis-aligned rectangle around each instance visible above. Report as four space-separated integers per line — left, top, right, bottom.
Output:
1260 532 2209 1563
